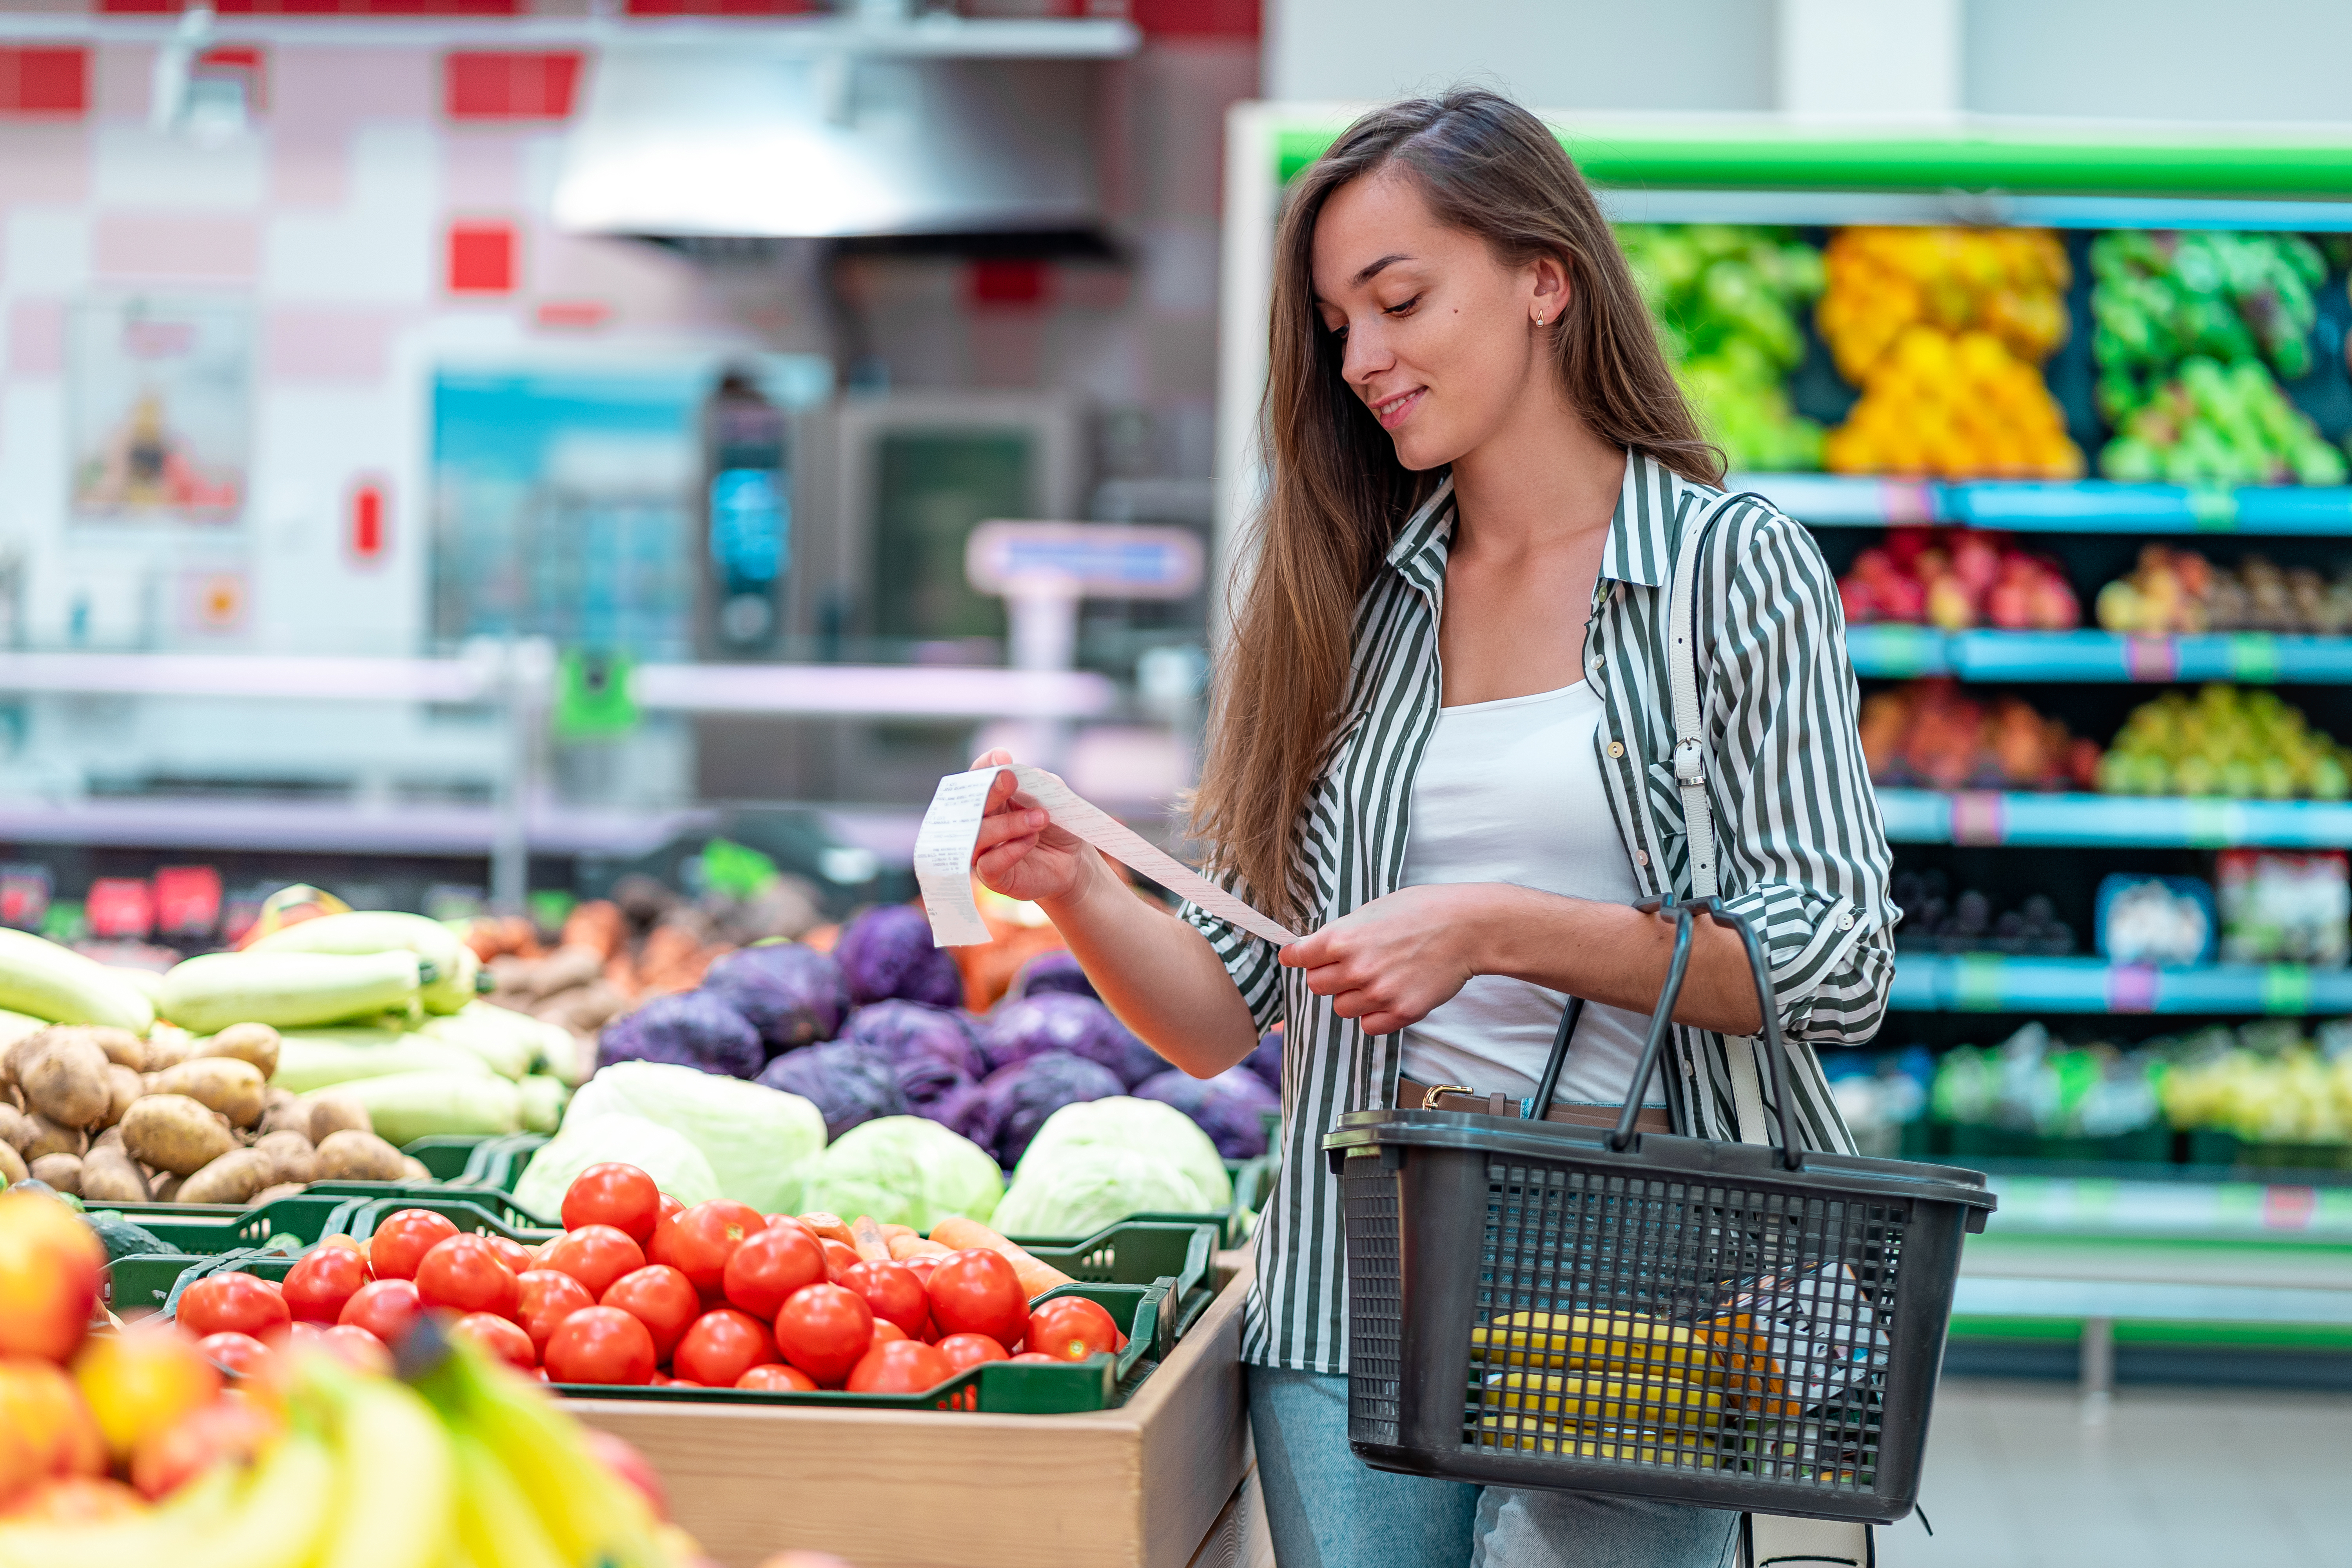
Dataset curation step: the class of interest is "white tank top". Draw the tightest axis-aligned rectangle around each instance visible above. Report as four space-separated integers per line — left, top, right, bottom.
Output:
1398 679 1666 1106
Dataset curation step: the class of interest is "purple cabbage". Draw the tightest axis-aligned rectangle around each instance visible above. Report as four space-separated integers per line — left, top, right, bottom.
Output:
925 1079 991 1143
894 1054 975 1113
839 1000 985 1082
700 942 848 1055
1244 1030 1284 1093
753 1040 907 1140
598 991 762 1080
1009 949 1097 1002
978 993 1167 1089
1134 1067 1279 1159
971 1051 1122 1166
836 905 964 1009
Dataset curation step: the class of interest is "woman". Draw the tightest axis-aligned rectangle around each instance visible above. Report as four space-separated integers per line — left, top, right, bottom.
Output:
967 90 1894 1567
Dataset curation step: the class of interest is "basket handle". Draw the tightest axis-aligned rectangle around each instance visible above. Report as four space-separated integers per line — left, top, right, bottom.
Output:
1566 896 1805 1171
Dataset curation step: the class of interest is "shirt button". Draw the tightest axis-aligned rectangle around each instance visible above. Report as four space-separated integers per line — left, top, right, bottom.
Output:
1592 654 1605 669
1607 741 1625 759
1635 850 1650 867
1838 913 1855 929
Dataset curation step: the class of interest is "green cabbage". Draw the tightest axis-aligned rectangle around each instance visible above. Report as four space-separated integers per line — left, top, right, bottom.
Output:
990 1145 1208 1240
513 1111 721 1217
563 1060 826 1215
1017 1096 1231 1208
799 1116 1002 1231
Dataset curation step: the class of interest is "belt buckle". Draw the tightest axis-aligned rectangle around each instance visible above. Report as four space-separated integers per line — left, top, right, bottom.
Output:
1419 1082 1477 1111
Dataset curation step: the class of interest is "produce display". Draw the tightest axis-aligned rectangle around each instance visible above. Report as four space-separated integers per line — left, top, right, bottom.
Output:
2218 850 2350 968
1891 871 2077 957
1817 227 2082 479
1927 1022 2165 1144
0 1185 698 1566
2099 358 2347 487
2095 545 2352 635
2094 873 2216 967
2090 230 2326 394
2160 1019 2352 1145
1617 223 1828 471
1858 679 2101 791
1838 527 2080 630
2094 684 2352 799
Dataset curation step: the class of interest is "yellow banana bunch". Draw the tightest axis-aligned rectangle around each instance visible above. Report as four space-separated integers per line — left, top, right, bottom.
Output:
1476 1414 1723 1466
449 1430 571 1568
1485 1369 1726 1426
1470 1310 1721 1382
309 1357 456 1568
0 1428 336 1568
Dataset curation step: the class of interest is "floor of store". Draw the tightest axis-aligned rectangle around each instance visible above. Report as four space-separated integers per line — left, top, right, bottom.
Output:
1882 1378 2352 1567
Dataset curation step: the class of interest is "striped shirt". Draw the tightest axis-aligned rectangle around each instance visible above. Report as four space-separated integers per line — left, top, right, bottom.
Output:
1180 448 1898 1375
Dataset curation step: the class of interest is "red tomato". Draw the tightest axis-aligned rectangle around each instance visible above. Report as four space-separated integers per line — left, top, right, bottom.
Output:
936 1333 1009 1373
819 1240 857 1284
1009 1352 1059 1364
672 1308 779 1388
320 1324 393 1374
281 1245 370 1325
735 1363 817 1393
367 1210 460 1282
414 1236 521 1320
450 1312 535 1371
840 1260 929 1338
870 1319 907 1344
514 1269 596 1357
926 1250 1027 1350
600 1265 700 1363
650 1373 701 1388
540 1225 646 1301
178 1273 292 1341
657 1193 684 1224
195 1331 273 1379
267 1321 323 1352
480 1235 536 1276
543 1306 656 1386
1040 1294 1127 1350
1027 1299 1118 1362
772 1283 874 1387
529 1367 550 1382
648 1201 766 1295
562 1163 663 1245
337 1279 421 1345
846 1339 954 1395
720 1223 828 1321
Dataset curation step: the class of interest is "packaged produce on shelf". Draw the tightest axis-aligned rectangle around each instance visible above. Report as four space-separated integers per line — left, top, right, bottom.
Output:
1891 870 2076 957
1838 526 2080 629
1858 678 2101 791
2159 1018 2352 1146
2094 544 2352 635
2094 873 2217 967
0 1186 699 1566
2094 683 2352 799
2098 357 2347 486
2088 229 2326 407
1927 1022 2166 1142
1617 223 1828 471
2217 851 2350 968
1820 1049 1931 1159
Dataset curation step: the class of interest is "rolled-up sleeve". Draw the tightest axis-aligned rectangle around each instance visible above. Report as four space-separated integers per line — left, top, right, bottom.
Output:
1700 506 1898 1049
1176 871 1287 1034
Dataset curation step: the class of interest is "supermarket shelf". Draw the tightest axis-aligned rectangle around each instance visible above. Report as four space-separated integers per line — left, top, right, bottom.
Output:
1876 788 2352 848
1734 472 2352 534
0 797 716 857
1888 955 2352 1014
1848 628 2352 683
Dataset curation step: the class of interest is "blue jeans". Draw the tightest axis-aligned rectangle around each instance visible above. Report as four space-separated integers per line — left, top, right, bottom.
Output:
1247 1366 1740 1568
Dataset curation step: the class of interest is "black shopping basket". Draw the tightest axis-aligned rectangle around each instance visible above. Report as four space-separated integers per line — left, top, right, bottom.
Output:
1325 899 1994 1526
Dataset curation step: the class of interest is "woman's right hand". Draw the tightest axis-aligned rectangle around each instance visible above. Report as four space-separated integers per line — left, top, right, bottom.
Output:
969 749 1101 907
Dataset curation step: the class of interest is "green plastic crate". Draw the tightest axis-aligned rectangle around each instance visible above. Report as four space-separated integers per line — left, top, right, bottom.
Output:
455 1133 549 1192
102 1194 371 1312
401 1135 495 1183
1010 1221 1214 1358
343 1194 561 1243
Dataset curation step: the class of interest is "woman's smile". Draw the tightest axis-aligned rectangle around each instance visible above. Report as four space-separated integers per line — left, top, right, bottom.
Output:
1371 386 1427 428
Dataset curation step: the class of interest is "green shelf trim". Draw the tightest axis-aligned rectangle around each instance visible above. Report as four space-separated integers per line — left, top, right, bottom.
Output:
1273 123 2352 198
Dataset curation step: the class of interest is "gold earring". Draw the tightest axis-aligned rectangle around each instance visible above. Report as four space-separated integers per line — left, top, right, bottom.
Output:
1536 312 1545 326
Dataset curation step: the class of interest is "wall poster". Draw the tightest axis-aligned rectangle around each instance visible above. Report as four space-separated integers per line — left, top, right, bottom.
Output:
69 297 250 523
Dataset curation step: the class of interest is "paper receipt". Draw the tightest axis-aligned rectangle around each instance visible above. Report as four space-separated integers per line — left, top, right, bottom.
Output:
913 764 1301 949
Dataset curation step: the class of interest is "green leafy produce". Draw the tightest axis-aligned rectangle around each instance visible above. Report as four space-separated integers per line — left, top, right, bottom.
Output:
2095 683 2352 799
562 1060 826 1215
1015 1096 1231 1209
798 1115 1003 1232
2091 230 2326 416
513 1110 722 1216
989 1145 1209 1240
2100 357 2346 487
1619 223 1827 470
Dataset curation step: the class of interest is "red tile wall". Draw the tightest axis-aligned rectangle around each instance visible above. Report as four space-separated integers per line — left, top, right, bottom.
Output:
0 47 88 116
444 51 582 120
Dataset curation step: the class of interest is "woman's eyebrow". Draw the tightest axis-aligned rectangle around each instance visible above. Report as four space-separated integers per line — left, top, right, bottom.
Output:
1352 253 1413 286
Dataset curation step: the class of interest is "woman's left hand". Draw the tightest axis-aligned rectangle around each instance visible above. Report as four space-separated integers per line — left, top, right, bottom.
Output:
1278 885 1499 1036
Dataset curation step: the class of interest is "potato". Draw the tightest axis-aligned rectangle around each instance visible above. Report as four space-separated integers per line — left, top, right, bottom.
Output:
80 1146 150 1204
28 1152 82 1194
120 1094 239 1178
0 1103 32 1155
202 1023 282 1081
0 1141 22 1185
258 1087 303 1134
247 1182 308 1207
88 1027 149 1073
150 1172 182 1203
19 1032 113 1130
178 1148 276 1206
305 1093 372 1145
100 1064 142 1130
20 1113 85 1162
93 1123 125 1152
253 1130 318 1186
142 1028 198 1073
399 1155 432 1183
312 1129 408 1183
151 1058 267 1129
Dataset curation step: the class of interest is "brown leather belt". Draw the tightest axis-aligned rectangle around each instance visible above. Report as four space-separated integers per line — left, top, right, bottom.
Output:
1398 1076 1671 1134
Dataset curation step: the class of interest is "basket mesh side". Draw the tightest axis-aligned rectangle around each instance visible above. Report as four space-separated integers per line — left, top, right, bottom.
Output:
1466 1157 1907 1498
1344 1168 1403 1446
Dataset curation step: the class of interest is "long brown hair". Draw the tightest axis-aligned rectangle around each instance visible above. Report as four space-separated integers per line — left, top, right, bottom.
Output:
1189 89 1721 924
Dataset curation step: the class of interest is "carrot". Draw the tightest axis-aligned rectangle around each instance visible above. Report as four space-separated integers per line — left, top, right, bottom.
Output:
877 1223 915 1242
850 1214 892 1263
888 1233 952 1262
797 1212 853 1246
929 1216 1076 1298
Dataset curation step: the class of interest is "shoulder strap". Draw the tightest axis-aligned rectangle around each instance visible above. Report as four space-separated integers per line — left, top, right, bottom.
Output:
1666 489 1773 1145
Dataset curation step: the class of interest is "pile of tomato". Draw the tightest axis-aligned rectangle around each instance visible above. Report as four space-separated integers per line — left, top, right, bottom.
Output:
184 1163 1126 1397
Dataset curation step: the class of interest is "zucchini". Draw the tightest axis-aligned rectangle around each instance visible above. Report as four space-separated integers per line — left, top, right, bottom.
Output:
0 928 155 1033
247 911 479 1014
159 950 421 1035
